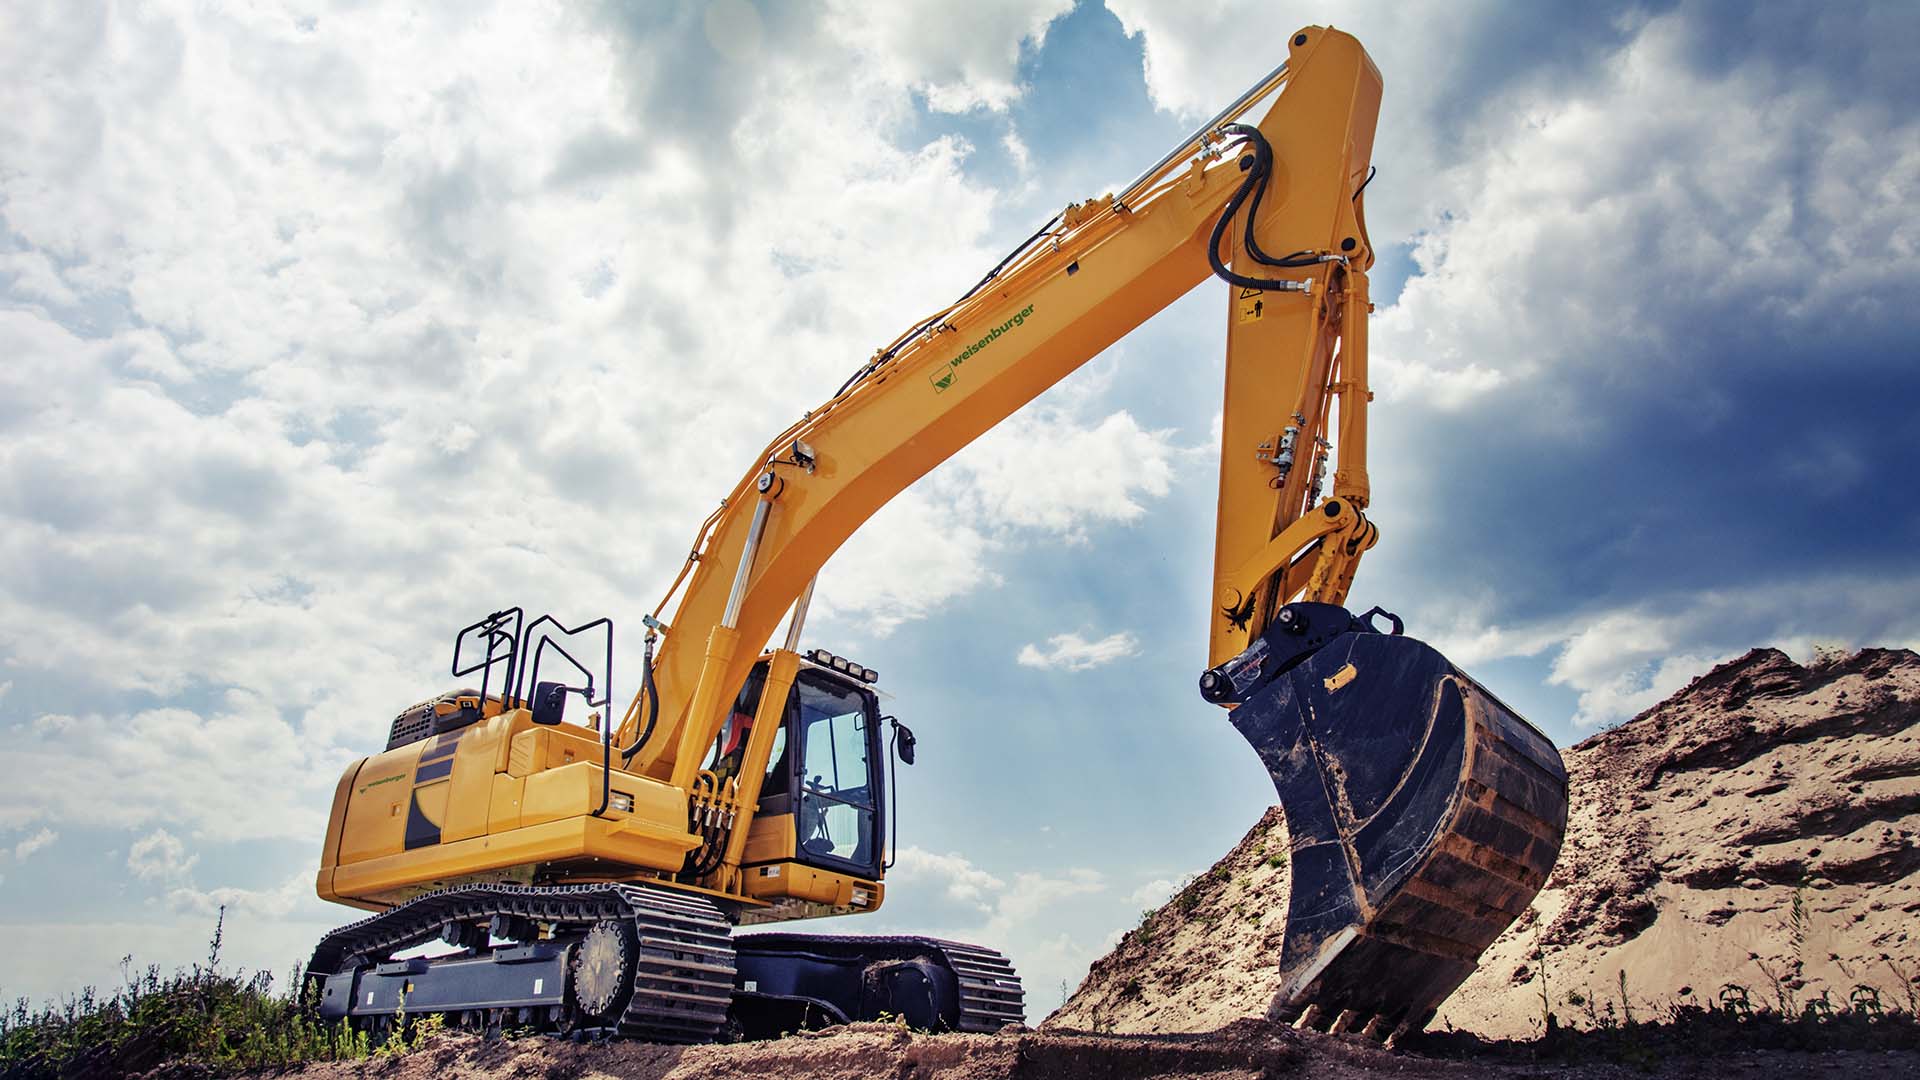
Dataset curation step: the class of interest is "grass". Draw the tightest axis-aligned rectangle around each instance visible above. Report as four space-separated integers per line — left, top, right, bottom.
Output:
0 908 440 1080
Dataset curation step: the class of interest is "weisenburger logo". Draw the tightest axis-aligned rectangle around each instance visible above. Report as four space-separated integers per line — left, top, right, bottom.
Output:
929 304 1036 393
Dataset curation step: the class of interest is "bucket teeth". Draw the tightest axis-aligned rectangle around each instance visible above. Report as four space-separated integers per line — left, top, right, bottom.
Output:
1218 613 1569 1039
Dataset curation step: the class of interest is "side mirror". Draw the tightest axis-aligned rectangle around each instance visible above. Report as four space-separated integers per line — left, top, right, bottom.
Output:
531 681 568 726
891 719 917 766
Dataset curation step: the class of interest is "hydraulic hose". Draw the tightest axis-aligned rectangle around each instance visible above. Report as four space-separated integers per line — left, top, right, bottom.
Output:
1207 124 1334 291
619 631 661 764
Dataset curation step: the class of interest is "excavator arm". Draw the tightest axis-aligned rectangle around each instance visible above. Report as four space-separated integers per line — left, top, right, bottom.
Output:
624 26 1383 786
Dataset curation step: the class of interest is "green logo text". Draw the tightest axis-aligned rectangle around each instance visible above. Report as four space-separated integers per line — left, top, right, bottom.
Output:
930 304 1036 393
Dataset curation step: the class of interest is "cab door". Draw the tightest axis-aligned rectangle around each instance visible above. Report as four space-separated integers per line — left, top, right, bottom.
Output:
784 669 884 880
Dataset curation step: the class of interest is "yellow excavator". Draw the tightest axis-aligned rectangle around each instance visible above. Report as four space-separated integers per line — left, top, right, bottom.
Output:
309 27 1568 1045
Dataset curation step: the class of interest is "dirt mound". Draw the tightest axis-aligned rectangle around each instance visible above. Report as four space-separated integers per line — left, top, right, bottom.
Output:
1046 806 1295 1035
1445 646 1920 1036
1049 647 1920 1037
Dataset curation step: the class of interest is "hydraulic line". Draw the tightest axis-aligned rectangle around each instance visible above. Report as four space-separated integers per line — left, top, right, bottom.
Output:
619 631 661 764
1206 123 1341 292
835 212 1065 399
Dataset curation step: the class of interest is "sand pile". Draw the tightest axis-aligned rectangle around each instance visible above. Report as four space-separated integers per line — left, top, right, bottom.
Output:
1049 647 1920 1038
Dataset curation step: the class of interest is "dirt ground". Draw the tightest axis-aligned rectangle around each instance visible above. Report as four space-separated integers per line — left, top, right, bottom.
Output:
254 1021 1920 1080
1049 647 1920 1038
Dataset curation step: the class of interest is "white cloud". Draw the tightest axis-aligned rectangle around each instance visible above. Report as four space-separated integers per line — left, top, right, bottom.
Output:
125 828 305 920
817 398 1185 636
944 409 1181 538
826 0 1074 113
12 827 57 861
1418 573 1920 729
1017 631 1141 672
5 693 334 841
1124 876 1180 911
889 846 1007 916
815 490 1003 638
128 829 199 884
165 872 310 920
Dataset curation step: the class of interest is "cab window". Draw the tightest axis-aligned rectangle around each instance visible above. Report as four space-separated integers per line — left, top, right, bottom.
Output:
794 673 878 872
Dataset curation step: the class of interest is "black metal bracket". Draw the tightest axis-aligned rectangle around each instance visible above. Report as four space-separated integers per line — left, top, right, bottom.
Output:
452 608 524 705
448 606 621 816
517 614 617 817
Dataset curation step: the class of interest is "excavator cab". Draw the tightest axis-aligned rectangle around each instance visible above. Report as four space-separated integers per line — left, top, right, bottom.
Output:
726 657 889 886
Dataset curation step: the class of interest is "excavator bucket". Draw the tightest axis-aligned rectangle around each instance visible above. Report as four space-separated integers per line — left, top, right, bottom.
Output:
1200 604 1568 1041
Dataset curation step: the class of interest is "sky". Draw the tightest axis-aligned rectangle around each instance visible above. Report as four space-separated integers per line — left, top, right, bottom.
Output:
2 0 1918 1020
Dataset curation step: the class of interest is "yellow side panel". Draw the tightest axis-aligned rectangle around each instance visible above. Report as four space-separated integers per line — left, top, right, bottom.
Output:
742 861 885 914
487 773 525 833
442 722 510 843
741 813 796 867
331 813 702 905
507 726 604 778
413 780 451 833
315 757 365 903
520 761 687 832
508 729 538 777
336 747 415 865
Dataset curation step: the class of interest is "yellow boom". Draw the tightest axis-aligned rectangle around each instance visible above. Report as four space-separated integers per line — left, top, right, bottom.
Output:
625 27 1382 790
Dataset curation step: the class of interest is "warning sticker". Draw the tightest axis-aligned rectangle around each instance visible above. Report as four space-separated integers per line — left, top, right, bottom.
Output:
1237 287 1265 323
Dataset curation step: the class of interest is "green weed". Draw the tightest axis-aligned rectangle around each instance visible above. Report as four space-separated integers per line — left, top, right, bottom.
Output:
0 908 440 1080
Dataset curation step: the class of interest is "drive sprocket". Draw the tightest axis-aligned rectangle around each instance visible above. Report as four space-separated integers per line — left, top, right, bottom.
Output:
572 919 635 1021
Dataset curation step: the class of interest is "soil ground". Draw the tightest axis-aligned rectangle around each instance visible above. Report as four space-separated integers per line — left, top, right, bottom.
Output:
245 1021 1920 1080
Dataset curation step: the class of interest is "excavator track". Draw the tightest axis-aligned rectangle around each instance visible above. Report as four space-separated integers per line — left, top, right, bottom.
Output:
307 883 735 1043
733 932 1024 1034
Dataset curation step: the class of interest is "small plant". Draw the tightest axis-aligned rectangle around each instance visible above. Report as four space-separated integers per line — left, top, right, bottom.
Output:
1531 924 1557 1038
1849 985 1886 1019
1718 983 1754 1018
1884 954 1920 1016
1748 951 1799 1016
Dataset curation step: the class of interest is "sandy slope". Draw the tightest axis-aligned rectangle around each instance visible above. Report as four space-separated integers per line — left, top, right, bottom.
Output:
1443 647 1920 1037
1049 647 1920 1037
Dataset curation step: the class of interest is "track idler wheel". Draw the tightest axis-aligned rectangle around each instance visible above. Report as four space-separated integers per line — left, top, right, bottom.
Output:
571 920 637 1027
1201 603 1569 1040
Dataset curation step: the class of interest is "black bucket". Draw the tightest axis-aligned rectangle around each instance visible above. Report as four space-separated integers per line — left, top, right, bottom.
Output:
1204 605 1568 1039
